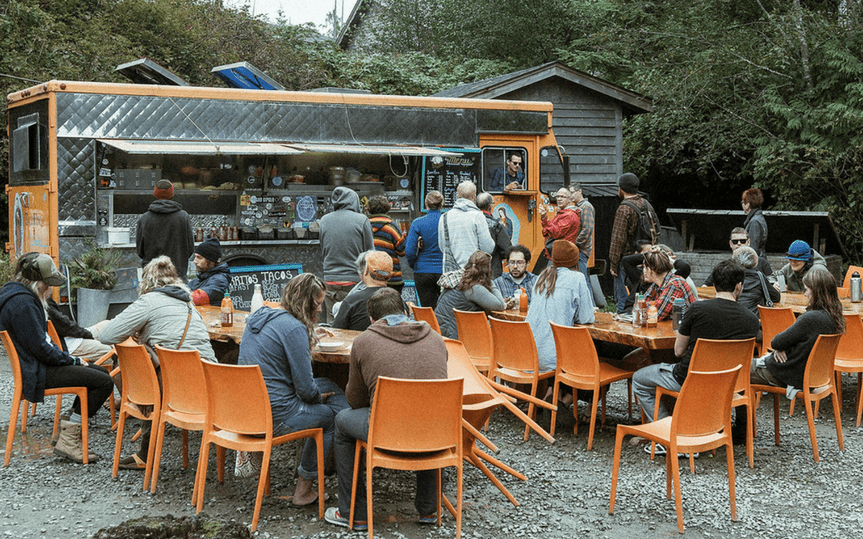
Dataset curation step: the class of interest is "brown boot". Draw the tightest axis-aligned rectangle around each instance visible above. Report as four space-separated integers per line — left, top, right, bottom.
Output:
53 420 99 464
51 414 71 446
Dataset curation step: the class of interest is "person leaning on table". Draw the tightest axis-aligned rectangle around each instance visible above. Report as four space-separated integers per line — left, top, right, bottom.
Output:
773 239 827 292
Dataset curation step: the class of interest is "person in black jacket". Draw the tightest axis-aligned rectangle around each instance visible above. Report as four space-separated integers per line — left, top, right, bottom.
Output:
0 253 113 463
476 192 511 279
136 179 194 281
189 237 230 306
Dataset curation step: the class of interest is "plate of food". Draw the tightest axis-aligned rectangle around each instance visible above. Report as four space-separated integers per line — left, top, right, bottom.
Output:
317 341 345 351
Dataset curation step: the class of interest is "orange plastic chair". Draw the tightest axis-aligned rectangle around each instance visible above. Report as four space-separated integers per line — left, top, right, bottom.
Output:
193 362 324 532
488 317 557 441
149 345 208 494
112 339 161 489
751 334 844 462
834 313 863 426
409 303 441 334
263 301 281 308
2 330 92 466
758 305 796 354
348 376 464 539
444 339 554 506
840 265 863 297
652 338 757 468
610 366 741 533
548 323 634 450
453 309 493 375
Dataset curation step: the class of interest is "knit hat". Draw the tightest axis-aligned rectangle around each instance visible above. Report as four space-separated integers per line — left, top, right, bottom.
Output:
786 240 811 261
365 251 393 282
618 173 639 195
21 253 66 286
153 179 174 200
551 240 580 269
195 237 222 263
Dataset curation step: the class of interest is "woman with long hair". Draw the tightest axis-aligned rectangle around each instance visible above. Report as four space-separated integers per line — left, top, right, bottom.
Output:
0 252 114 463
751 266 846 389
238 272 348 506
434 250 505 339
642 246 696 321
526 240 595 373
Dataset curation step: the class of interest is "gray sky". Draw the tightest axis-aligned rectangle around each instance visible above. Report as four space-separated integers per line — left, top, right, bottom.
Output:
224 0 359 28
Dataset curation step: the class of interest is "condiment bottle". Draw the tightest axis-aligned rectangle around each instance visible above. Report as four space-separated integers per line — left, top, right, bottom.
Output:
250 284 265 313
220 292 234 327
632 294 643 326
671 297 684 330
646 300 658 328
851 271 862 303
519 287 528 312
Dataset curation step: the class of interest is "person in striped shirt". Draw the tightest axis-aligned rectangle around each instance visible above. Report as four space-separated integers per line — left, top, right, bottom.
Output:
367 195 406 292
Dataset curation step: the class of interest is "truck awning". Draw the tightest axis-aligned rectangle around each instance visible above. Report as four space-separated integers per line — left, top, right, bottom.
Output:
98 140 304 155
285 143 462 157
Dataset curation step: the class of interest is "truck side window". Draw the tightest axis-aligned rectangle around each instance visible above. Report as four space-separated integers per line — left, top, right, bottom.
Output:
483 148 526 192
539 146 566 196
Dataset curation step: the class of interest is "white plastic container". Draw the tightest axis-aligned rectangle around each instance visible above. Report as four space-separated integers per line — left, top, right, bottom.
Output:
106 227 130 245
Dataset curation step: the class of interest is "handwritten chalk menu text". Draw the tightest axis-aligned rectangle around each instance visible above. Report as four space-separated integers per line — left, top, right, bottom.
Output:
227 263 303 310
422 151 481 208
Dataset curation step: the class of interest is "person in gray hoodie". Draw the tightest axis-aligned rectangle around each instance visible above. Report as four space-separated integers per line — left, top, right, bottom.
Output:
239 273 348 506
437 181 494 271
320 187 374 322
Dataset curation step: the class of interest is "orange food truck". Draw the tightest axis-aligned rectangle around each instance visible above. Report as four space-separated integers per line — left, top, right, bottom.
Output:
6 79 579 298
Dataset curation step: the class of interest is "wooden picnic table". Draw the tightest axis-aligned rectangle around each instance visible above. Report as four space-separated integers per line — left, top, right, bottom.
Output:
697 286 863 314
197 305 247 344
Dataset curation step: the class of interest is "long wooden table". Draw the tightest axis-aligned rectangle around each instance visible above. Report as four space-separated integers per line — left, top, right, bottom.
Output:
697 286 863 314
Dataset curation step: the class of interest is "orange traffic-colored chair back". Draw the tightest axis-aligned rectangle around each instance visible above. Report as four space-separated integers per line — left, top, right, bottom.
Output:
115 339 160 408
803 334 842 390
1 331 23 396
46 321 62 347
836 314 863 360
369 376 463 454
410 304 441 334
453 309 493 371
672 366 741 438
688 338 756 395
203 362 272 437
264 301 281 308
758 306 796 352
444 339 493 401
154 345 207 416
549 323 600 382
488 317 539 373
842 265 863 288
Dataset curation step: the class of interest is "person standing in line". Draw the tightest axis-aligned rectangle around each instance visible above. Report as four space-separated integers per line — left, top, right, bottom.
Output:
320 186 374 323
609 173 649 313
741 188 768 258
404 191 444 308
437 181 494 271
569 182 595 289
136 179 194 281
476 192 512 279
367 195 406 292
536 188 580 272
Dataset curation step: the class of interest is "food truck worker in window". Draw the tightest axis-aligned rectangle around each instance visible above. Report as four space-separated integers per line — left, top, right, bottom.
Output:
489 152 525 191
189 237 230 306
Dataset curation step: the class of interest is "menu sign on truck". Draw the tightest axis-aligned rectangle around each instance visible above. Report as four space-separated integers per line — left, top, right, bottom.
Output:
227 263 303 311
421 150 482 209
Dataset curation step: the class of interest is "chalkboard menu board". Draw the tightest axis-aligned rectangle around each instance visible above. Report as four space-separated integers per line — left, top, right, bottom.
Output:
421 149 481 208
227 263 303 311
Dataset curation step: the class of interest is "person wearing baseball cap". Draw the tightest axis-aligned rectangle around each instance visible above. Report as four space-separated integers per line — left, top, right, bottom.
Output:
332 251 404 332
773 239 827 292
189 237 230 306
136 179 194 280
0 252 114 463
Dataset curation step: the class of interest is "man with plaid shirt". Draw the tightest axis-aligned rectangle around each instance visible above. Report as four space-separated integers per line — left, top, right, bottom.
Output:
609 173 647 313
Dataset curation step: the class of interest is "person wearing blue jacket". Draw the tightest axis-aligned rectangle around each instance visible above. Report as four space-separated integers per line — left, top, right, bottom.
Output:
189 238 230 306
238 273 348 507
404 190 444 308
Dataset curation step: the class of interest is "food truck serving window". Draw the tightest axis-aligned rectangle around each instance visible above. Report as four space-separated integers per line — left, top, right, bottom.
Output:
10 109 49 185
482 148 527 193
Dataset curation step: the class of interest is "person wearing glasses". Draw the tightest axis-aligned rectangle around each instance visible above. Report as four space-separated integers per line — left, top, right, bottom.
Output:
536 188 580 272
488 152 525 191
494 245 539 309
702 227 773 286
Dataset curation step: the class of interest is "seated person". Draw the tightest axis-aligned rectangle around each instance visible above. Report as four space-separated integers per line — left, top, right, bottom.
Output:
732 246 781 317
325 287 448 530
703 227 772 286
641 247 696 321
494 244 539 309
488 152 525 191
434 251 505 339
47 297 113 363
333 251 402 332
239 273 348 507
773 240 827 292
189 237 230 306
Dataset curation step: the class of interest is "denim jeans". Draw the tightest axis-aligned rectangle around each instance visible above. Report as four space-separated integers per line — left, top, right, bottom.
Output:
614 262 629 313
413 272 442 309
632 363 682 422
578 251 595 308
272 377 348 481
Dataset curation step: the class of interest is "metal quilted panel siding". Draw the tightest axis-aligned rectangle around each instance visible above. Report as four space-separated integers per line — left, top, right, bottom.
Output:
57 138 96 222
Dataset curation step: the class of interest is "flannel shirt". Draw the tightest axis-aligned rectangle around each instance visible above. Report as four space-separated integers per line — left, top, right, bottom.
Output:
493 271 538 303
608 196 643 269
574 198 595 257
644 271 696 321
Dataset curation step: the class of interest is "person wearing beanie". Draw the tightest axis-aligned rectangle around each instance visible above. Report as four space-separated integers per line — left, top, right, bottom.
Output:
609 172 653 313
525 240 595 374
333 251 404 332
189 237 231 306
772 239 827 292
136 179 194 280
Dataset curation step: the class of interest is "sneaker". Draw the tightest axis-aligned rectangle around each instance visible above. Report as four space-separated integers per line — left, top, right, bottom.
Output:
324 507 368 531
419 514 437 525
645 443 699 459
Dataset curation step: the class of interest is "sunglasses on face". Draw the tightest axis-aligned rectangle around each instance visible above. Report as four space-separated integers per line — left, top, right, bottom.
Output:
730 239 748 245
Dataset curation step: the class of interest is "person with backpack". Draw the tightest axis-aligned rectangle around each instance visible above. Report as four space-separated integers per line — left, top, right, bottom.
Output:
609 173 661 313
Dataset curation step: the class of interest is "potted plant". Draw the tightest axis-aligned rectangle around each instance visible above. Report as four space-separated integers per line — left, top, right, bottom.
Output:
67 242 121 327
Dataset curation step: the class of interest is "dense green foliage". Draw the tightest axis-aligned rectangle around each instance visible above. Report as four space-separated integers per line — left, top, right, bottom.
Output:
2 0 862 258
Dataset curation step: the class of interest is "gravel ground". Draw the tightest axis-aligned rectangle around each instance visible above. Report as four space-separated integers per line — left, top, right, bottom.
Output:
2 349 862 539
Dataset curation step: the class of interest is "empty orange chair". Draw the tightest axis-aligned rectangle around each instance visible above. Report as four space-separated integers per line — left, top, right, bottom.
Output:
112 339 161 489
194 362 324 532
751 334 843 462
838 265 863 297
488 317 556 441
409 303 441 334
2 330 92 466
349 376 464 538
758 306 796 353
549 323 634 450
149 345 208 494
653 338 757 467
834 313 863 426
453 309 493 375
610 366 741 533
